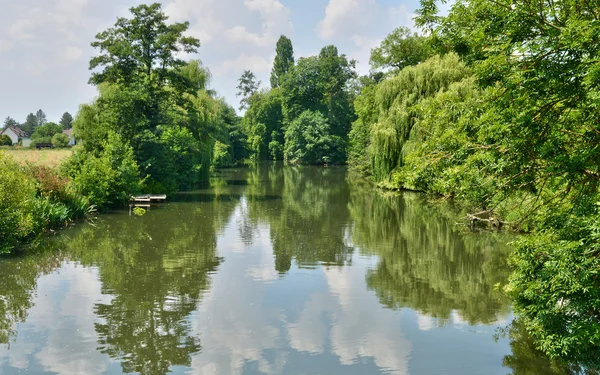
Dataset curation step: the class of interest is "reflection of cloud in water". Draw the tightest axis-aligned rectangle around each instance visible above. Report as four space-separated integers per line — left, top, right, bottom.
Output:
246 225 279 282
0 263 112 375
190 223 281 375
414 310 512 333
325 266 411 374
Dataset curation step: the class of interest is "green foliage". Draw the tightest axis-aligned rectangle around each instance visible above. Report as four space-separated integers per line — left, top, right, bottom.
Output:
59 112 73 130
51 133 69 148
35 110 46 128
239 44 358 165
346 0 600 366
76 5 223 191
21 113 38 136
32 122 62 140
0 135 12 146
66 132 141 208
237 70 261 111
243 88 284 162
506 208 600 368
356 53 471 180
0 153 93 254
0 153 37 253
284 110 344 165
132 207 146 216
89 2 200 87
370 26 433 73
3 116 18 129
270 35 294 88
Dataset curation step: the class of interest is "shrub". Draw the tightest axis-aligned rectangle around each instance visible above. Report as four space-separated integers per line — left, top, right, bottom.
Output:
31 122 63 140
52 133 69 148
66 131 141 208
0 153 37 253
506 209 600 368
25 164 91 220
0 135 12 146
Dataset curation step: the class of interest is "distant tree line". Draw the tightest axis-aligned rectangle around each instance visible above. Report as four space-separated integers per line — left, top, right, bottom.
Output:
2 111 74 147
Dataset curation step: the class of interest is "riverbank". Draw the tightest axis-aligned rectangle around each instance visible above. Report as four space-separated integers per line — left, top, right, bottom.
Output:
0 151 92 255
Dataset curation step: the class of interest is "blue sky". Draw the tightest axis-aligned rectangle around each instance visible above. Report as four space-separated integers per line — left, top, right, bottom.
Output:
0 0 420 123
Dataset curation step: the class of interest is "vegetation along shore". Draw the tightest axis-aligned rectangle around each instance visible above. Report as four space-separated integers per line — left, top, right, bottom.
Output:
1 0 599 369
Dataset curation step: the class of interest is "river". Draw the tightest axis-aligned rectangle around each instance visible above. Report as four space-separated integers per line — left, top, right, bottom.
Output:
0 165 562 374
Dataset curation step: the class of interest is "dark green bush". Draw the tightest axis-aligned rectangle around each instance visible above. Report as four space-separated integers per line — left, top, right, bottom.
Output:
0 135 12 146
52 133 69 148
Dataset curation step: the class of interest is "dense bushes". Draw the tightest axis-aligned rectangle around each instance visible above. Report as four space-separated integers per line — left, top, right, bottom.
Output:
64 132 141 208
284 111 345 165
0 152 92 254
0 135 12 146
52 133 69 148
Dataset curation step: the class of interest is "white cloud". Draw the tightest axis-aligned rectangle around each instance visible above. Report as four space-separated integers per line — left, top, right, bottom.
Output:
0 40 12 53
216 53 271 76
317 0 378 39
65 46 83 61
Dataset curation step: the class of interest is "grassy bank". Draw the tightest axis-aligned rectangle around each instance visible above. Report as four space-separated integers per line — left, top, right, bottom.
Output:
0 151 92 255
0 147 73 168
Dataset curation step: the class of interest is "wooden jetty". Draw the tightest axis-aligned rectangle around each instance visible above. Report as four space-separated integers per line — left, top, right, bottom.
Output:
130 194 167 203
129 194 167 215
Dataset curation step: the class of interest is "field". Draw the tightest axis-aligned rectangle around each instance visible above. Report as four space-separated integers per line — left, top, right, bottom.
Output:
0 148 73 168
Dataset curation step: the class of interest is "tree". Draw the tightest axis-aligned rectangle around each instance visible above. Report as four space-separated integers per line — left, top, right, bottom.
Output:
284 110 344 165
3 117 18 130
270 35 294 88
370 27 432 73
236 70 260 111
35 109 47 127
59 112 73 130
89 3 200 87
31 122 63 140
281 46 357 136
21 113 38 136
243 88 284 161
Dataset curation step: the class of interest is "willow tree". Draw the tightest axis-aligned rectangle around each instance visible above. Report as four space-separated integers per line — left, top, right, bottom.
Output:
367 53 470 181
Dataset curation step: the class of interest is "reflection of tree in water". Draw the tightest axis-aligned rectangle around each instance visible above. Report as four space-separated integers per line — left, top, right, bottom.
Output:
245 164 354 274
501 320 599 375
0 251 63 346
349 178 512 324
61 193 239 375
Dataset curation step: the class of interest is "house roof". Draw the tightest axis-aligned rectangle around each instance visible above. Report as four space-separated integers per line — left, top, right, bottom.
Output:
63 129 73 137
1 125 27 138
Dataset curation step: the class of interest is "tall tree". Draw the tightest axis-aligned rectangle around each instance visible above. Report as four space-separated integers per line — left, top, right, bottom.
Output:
59 112 73 130
270 35 294 88
89 3 200 87
236 70 260 111
35 109 47 127
370 27 432 73
2 117 18 130
21 113 38 136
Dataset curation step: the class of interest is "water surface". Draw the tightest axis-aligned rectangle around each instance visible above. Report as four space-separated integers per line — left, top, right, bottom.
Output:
0 165 559 374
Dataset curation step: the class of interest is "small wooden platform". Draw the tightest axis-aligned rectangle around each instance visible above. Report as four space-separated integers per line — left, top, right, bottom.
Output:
129 194 167 216
130 194 167 203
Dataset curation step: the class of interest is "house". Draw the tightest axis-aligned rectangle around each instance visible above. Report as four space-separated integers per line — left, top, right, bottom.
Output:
62 129 76 146
0 125 31 147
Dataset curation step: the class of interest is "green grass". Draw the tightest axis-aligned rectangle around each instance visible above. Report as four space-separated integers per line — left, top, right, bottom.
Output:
0 147 73 168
